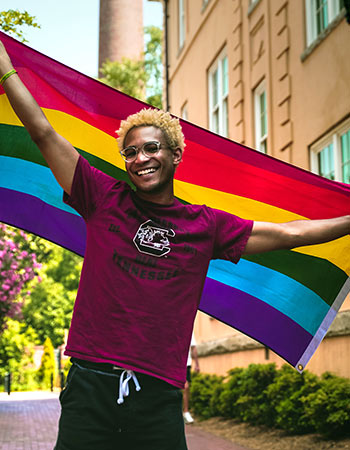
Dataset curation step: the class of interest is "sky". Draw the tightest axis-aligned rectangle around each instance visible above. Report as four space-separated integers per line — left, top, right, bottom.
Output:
1 0 163 77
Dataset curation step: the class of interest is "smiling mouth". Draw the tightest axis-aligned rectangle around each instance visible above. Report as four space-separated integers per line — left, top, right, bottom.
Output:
136 168 157 176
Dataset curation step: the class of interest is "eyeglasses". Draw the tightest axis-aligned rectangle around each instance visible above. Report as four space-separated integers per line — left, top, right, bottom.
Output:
120 141 166 163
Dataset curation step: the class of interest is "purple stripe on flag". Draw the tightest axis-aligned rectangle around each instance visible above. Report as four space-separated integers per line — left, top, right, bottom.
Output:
199 277 313 366
0 187 86 256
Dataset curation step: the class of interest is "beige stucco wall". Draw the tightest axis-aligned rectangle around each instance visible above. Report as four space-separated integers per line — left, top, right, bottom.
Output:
197 334 350 379
167 0 350 160
165 0 350 377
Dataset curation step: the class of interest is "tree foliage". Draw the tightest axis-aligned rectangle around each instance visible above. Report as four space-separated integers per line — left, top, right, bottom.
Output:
37 336 56 390
23 245 82 347
0 318 38 389
0 224 41 330
0 9 40 42
144 25 163 108
99 26 163 108
99 57 147 100
0 228 81 390
0 223 81 347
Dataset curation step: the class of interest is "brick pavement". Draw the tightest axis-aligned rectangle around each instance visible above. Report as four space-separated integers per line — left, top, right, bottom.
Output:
0 392 250 450
0 393 59 450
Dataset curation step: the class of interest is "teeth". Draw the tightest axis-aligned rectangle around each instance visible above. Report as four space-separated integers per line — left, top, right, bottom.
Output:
137 168 156 176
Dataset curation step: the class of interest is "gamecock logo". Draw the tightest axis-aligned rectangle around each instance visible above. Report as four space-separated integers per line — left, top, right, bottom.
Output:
133 220 175 257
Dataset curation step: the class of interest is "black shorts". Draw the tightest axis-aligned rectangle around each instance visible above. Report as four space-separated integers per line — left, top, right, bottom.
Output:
186 366 191 384
54 359 187 450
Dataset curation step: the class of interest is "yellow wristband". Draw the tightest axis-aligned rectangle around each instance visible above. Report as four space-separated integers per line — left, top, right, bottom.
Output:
0 69 17 85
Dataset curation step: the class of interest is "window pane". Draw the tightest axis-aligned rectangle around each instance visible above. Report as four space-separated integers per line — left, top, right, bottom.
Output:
341 129 350 183
213 109 219 133
222 56 228 96
260 139 267 154
179 0 185 48
316 0 328 34
254 82 267 153
208 52 229 137
260 91 267 137
318 144 335 180
212 69 218 106
181 104 188 120
343 162 350 184
223 98 228 137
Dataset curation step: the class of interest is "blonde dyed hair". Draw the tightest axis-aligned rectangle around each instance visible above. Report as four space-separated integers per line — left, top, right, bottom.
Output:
117 108 185 151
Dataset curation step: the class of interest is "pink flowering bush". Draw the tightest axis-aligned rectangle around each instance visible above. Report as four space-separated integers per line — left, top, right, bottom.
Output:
0 223 41 330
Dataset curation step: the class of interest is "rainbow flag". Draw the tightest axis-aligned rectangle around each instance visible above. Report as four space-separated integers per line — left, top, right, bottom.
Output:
1 31 349 371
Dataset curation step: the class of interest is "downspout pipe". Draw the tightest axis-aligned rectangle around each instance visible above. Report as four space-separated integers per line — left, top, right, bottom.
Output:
164 0 170 111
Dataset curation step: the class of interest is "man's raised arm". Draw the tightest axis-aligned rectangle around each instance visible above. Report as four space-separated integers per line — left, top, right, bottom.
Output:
245 216 350 255
0 40 79 195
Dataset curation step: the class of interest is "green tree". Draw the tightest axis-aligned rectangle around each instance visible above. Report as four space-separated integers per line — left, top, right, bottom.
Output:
12 231 55 265
0 224 41 331
45 246 82 291
22 246 82 347
22 275 75 347
100 57 148 100
0 318 39 390
0 9 40 42
37 336 56 390
144 25 163 108
99 26 163 108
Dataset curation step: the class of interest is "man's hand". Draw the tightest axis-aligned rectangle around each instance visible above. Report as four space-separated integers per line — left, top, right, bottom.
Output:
0 40 14 76
0 38 79 195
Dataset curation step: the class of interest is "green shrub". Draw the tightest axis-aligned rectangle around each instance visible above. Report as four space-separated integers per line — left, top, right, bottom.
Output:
215 367 245 418
190 363 350 439
37 337 56 390
209 382 226 417
266 364 320 433
303 373 350 438
190 372 224 419
234 363 278 425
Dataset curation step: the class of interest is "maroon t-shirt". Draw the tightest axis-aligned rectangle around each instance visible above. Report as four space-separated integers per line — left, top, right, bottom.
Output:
63 156 253 387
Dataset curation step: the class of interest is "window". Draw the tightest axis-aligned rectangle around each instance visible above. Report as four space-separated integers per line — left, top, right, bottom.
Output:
305 0 344 46
254 80 268 154
341 129 350 183
208 51 229 137
178 0 185 50
202 0 210 10
310 118 350 183
181 103 188 120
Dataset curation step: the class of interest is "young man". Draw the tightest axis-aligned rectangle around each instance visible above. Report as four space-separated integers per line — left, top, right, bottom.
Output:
1 41 349 450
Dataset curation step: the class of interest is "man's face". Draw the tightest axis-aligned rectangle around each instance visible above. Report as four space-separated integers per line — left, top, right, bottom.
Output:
123 126 182 204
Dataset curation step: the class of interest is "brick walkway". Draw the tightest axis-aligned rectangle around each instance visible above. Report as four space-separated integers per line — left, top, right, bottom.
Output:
0 392 250 450
0 392 59 450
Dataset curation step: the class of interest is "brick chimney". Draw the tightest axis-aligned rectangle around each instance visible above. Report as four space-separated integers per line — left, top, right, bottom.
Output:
99 0 144 74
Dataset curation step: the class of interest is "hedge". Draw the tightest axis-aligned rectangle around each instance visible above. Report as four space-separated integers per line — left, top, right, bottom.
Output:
190 363 350 438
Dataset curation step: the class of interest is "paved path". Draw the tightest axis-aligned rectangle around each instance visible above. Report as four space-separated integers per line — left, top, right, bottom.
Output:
0 392 250 450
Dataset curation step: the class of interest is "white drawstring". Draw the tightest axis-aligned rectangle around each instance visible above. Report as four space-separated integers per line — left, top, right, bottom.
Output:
117 370 141 404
